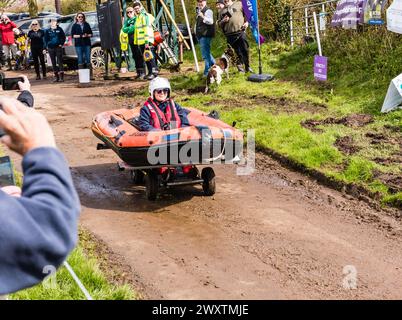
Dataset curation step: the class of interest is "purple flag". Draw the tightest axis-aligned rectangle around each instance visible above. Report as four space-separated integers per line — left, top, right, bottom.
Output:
241 0 265 44
331 0 365 28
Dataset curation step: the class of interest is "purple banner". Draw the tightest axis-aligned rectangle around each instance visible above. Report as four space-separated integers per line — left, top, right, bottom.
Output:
314 55 328 81
241 0 265 44
331 0 365 28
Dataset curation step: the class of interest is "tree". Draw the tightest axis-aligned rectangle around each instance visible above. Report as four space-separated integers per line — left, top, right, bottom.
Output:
28 0 38 17
55 0 61 14
0 0 17 11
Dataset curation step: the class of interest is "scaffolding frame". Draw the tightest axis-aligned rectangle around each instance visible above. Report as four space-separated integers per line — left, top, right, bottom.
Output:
97 0 179 78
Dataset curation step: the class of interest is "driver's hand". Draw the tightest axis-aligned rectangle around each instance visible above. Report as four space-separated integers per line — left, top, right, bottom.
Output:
0 97 56 156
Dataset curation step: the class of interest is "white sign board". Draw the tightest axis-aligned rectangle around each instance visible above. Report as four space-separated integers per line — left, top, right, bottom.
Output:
319 12 327 31
381 73 402 112
387 0 402 34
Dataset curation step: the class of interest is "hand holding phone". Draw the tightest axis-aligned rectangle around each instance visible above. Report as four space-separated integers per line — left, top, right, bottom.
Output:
0 97 56 156
17 75 30 91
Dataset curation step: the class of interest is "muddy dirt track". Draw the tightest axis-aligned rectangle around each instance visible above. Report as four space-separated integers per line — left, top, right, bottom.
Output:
3 72 402 299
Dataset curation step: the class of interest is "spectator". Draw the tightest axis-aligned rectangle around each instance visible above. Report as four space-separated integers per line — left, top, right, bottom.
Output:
44 18 66 83
0 32 5 68
218 0 253 73
13 28 28 71
0 14 17 71
0 76 80 295
216 0 225 11
195 0 216 78
71 12 94 79
27 20 47 80
122 2 158 80
216 0 226 23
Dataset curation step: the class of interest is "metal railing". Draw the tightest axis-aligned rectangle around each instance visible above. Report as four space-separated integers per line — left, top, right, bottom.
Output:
290 0 339 47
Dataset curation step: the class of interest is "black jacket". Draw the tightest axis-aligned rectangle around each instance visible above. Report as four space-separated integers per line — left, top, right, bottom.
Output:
196 6 215 38
27 29 45 49
71 22 92 47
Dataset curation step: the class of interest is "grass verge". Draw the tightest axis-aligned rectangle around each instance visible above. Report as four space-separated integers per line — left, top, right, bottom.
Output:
11 228 139 300
158 31 402 208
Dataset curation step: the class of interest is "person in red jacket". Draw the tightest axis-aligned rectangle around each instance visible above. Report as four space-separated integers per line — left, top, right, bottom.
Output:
0 14 17 71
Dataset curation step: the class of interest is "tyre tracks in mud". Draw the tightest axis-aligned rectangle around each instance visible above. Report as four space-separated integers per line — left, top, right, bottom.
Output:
5 75 402 299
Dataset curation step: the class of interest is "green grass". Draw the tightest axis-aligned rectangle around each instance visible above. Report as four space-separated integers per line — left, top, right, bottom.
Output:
167 30 402 207
11 228 138 300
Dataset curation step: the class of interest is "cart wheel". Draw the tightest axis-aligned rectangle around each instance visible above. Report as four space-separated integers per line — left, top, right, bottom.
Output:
145 170 159 200
201 167 216 196
130 170 144 185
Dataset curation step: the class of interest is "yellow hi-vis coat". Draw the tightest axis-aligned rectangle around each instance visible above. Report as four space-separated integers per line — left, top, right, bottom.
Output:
120 29 128 51
133 12 155 45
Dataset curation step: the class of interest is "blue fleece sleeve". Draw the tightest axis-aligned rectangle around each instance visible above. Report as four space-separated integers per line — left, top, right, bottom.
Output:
175 102 190 127
17 91 34 108
0 147 80 295
139 106 158 131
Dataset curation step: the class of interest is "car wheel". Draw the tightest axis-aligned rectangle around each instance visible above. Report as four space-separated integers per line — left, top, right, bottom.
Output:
91 46 109 69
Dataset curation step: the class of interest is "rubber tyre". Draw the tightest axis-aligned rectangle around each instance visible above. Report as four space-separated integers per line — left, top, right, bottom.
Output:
202 167 216 196
145 170 159 201
130 170 144 185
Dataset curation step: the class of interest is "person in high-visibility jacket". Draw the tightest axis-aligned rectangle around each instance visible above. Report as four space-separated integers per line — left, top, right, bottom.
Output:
122 2 158 80
120 29 128 52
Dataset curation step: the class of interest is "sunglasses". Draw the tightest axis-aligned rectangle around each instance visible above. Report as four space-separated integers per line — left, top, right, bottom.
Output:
127 11 134 13
32 23 38 25
155 88 169 94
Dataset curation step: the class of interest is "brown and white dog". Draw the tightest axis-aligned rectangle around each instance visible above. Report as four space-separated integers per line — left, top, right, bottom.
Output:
205 55 229 93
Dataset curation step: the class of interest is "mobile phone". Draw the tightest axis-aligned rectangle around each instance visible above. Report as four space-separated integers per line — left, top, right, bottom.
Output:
222 11 232 18
2 77 23 90
0 156 15 187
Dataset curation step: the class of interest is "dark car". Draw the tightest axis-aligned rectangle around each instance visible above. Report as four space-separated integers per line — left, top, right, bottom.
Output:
9 12 60 22
38 12 62 18
58 12 108 69
8 12 30 21
16 17 53 34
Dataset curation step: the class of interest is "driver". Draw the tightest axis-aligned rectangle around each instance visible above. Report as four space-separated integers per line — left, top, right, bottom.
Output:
139 77 190 131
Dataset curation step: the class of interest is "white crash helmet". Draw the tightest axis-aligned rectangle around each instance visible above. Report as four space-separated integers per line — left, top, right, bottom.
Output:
149 77 171 97
13 28 20 35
